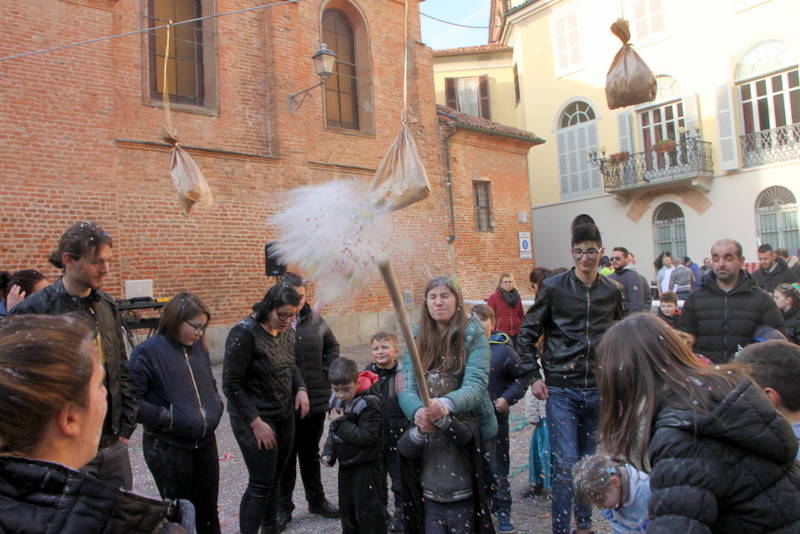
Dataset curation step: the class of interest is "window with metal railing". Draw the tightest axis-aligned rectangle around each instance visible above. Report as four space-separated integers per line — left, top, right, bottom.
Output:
735 40 800 167
653 202 686 260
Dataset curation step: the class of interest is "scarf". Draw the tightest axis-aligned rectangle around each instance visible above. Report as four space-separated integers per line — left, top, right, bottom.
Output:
499 287 519 307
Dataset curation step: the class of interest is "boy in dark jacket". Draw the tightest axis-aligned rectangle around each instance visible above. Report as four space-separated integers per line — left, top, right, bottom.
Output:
322 358 386 534
656 291 680 328
365 332 409 533
473 304 528 533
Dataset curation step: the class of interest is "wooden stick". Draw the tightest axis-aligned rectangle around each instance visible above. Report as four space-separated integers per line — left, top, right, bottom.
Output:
378 259 430 407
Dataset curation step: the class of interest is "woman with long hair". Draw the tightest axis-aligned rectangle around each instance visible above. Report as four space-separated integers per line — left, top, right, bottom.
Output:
486 273 524 339
0 269 48 316
129 292 224 534
0 314 190 533
597 313 800 532
398 275 497 533
223 283 310 534
773 283 800 344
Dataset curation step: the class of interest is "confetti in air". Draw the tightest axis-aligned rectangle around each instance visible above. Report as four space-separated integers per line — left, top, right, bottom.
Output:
270 180 394 307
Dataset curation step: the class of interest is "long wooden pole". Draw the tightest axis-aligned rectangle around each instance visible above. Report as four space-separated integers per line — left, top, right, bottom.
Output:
378 259 430 407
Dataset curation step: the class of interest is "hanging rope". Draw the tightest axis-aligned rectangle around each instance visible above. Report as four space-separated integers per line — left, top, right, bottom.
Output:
402 0 409 124
161 21 175 140
0 0 299 63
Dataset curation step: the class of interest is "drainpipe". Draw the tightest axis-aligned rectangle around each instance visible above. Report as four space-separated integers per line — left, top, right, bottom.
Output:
442 120 457 244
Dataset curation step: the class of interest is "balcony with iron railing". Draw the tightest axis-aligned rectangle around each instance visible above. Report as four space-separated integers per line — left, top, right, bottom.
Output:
741 123 800 168
591 136 714 196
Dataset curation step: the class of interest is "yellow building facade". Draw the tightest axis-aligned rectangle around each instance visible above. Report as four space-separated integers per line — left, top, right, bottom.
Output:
434 0 800 278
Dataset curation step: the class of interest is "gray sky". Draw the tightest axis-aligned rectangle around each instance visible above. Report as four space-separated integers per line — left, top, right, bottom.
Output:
420 0 491 50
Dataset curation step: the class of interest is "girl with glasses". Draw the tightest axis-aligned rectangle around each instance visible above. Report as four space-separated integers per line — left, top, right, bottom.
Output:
129 291 224 534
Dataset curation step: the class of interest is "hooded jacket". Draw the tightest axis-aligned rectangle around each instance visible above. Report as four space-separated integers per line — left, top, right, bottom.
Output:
294 303 340 414
0 456 191 534
609 265 652 315
678 270 785 363
753 256 800 294
516 268 624 389
646 379 800 533
129 335 224 449
322 371 383 467
783 307 800 345
9 278 138 443
487 332 528 405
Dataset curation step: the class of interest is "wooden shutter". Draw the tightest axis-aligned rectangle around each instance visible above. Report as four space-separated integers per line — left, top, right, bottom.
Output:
558 130 569 195
445 78 457 109
682 92 700 134
617 111 633 153
479 75 491 119
716 84 741 170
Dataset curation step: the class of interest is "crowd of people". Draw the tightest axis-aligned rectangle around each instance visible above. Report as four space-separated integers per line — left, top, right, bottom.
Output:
1 219 800 534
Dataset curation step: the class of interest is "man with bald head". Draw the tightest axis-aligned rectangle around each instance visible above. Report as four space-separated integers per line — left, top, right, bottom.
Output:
677 239 784 363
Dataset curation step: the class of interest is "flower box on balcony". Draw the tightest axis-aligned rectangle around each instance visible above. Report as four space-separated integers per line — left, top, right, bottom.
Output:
609 151 630 163
653 140 676 154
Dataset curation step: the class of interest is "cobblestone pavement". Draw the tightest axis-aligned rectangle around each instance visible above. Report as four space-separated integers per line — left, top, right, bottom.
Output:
130 344 610 533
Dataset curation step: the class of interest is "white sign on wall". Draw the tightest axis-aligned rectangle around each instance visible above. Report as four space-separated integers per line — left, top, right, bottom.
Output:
519 231 532 259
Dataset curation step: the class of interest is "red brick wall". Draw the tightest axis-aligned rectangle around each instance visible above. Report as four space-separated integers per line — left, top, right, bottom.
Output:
445 129 535 300
0 0 533 328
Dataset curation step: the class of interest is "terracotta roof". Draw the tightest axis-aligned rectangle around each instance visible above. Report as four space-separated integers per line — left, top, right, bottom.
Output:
432 44 513 57
437 105 545 144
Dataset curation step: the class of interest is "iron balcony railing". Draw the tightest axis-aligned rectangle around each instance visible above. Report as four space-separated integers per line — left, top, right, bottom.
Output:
740 123 800 168
599 137 714 192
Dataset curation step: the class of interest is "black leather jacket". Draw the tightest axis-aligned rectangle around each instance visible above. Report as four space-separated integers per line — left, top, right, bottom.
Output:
515 269 623 389
10 278 138 443
0 456 191 534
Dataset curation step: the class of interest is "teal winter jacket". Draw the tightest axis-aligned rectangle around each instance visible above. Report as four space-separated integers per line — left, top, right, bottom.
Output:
398 315 498 440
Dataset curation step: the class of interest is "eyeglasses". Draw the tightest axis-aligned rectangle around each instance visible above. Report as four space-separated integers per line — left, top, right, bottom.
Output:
276 311 297 322
571 248 599 259
184 320 208 334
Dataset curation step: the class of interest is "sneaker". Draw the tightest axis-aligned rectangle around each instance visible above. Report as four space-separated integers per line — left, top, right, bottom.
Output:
497 510 514 533
308 499 340 518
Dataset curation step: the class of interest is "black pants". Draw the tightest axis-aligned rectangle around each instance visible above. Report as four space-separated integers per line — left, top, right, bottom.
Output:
231 415 295 534
424 497 475 534
340 461 387 534
142 433 221 534
383 442 402 515
81 438 132 490
489 411 511 513
279 411 326 512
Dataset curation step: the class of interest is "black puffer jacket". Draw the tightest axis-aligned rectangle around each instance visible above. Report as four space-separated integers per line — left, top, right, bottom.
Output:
646 379 800 533
753 257 799 293
678 270 785 363
10 278 138 443
130 335 224 449
295 304 340 414
516 268 624 388
783 307 800 345
366 361 409 446
0 456 191 534
322 388 383 467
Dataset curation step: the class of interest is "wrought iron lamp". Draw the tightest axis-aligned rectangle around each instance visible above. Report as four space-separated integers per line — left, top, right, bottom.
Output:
288 43 336 112
588 146 607 169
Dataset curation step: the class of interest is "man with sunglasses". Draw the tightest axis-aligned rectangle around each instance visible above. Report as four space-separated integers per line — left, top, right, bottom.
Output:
11 221 137 489
516 223 623 534
609 246 652 315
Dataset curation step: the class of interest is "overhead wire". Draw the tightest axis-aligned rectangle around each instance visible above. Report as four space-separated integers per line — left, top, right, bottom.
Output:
0 0 299 62
419 11 501 30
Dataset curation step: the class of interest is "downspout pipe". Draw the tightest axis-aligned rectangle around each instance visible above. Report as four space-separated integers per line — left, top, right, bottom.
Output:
442 120 457 244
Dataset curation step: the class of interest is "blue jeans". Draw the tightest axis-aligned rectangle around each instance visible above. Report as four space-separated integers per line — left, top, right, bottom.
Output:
547 386 600 534
489 411 511 513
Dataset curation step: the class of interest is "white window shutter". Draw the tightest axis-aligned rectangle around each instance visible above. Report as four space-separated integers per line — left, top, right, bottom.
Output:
617 111 633 153
716 84 741 171
558 130 569 195
682 92 700 134
567 129 578 193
